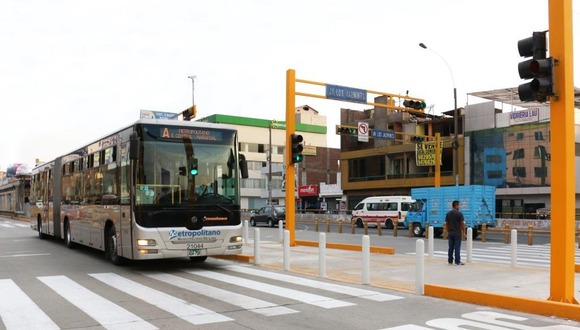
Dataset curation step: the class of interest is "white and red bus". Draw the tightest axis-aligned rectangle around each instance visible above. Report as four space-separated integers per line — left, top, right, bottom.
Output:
29 119 248 265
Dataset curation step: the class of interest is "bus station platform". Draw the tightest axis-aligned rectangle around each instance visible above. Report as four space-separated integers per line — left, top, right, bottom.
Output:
228 234 580 322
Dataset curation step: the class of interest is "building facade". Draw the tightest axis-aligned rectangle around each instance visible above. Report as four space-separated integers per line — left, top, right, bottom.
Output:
199 106 341 211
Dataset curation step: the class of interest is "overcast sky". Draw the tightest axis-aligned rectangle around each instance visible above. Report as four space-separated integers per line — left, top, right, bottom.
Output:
0 0 574 170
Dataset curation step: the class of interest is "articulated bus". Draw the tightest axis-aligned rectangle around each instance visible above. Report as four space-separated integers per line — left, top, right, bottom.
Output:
29 119 248 265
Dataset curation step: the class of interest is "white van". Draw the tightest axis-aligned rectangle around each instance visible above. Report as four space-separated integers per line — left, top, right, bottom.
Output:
351 196 415 229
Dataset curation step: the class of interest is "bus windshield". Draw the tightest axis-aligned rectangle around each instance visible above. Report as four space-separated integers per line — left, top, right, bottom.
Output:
135 124 240 208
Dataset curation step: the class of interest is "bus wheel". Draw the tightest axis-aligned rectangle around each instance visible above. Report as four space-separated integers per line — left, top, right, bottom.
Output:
434 228 443 238
64 221 76 249
190 256 207 263
412 223 424 237
106 226 125 266
472 228 479 239
385 219 394 229
37 218 46 239
355 219 363 228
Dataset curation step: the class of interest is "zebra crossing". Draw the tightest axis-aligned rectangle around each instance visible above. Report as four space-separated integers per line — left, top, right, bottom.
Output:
408 243 580 268
0 265 404 329
0 220 29 229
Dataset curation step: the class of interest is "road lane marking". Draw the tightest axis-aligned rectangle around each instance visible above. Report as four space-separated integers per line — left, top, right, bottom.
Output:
38 275 157 330
141 271 298 316
0 279 59 330
184 268 355 309
224 265 404 302
89 272 231 325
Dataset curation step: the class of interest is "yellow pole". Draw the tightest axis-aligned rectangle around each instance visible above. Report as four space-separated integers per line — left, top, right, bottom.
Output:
434 133 441 187
285 69 297 246
548 0 577 304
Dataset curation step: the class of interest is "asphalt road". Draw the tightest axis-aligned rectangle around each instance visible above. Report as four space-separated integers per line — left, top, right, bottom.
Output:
1 216 577 330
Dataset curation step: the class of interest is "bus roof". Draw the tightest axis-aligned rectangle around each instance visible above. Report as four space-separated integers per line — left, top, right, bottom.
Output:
32 119 239 171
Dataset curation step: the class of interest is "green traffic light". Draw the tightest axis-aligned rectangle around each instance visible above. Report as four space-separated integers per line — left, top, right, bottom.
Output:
293 155 304 163
190 168 198 176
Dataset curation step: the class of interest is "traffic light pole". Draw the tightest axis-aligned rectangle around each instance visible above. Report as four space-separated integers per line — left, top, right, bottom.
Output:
285 69 297 246
547 0 577 304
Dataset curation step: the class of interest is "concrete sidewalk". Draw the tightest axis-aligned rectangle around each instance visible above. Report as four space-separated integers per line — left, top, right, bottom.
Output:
231 236 580 321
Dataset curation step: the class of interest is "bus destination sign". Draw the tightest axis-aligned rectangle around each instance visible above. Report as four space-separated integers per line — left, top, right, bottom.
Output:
159 127 223 142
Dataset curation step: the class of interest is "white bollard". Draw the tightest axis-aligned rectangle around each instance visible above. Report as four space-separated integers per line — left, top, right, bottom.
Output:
284 230 290 271
511 229 518 267
254 228 260 265
466 227 473 263
319 233 326 278
415 239 425 295
428 226 434 258
243 220 249 243
279 220 284 243
362 235 370 285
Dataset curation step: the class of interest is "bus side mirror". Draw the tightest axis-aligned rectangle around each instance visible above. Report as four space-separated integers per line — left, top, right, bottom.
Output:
129 132 140 160
239 154 249 179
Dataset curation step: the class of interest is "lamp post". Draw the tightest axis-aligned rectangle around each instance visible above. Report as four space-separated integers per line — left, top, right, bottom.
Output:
419 43 459 186
187 75 196 106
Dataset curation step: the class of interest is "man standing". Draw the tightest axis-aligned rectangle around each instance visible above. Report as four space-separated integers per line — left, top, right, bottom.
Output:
446 200 465 265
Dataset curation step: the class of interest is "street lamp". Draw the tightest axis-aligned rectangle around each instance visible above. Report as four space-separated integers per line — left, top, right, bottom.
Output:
419 43 459 186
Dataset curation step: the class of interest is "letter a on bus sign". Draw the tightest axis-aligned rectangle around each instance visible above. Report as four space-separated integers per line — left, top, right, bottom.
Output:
358 122 369 142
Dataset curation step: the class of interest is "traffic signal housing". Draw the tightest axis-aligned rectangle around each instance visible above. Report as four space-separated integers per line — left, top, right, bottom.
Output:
189 158 199 176
182 105 197 121
403 100 426 110
290 133 304 164
335 125 358 136
517 31 554 103
411 136 425 143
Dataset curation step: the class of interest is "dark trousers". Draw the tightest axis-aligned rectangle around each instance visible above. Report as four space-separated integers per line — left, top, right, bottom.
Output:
448 232 462 264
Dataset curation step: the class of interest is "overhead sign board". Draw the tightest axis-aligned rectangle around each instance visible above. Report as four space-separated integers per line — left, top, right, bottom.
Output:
371 129 396 140
140 110 179 120
325 84 367 104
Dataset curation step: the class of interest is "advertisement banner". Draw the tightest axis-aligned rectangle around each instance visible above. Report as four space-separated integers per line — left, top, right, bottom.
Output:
508 108 539 126
415 142 444 166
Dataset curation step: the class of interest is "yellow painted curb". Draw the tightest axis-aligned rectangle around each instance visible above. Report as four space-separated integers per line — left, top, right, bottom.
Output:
425 284 580 321
295 240 395 255
213 254 254 263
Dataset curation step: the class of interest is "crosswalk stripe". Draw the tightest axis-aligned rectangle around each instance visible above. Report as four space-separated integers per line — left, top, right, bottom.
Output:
0 223 13 228
38 275 157 330
89 272 232 325
140 271 299 316
224 265 403 302
184 269 355 309
410 244 580 267
0 279 59 330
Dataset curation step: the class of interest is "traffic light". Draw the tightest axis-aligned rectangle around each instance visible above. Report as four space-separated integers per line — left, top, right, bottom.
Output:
182 105 197 121
189 158 199 176
517 31 554 103
335 125 358 135
290 133 304 164
411 136 425 142
403 100 427 110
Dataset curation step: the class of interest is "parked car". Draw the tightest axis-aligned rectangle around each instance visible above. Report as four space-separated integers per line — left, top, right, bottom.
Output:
250 206 285 227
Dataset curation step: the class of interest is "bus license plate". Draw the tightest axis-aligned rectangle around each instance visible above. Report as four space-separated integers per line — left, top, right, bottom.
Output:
188 248 206 257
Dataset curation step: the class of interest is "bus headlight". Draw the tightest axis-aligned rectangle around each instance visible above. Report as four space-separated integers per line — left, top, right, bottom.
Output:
137 239 157 246
229 236 242 243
